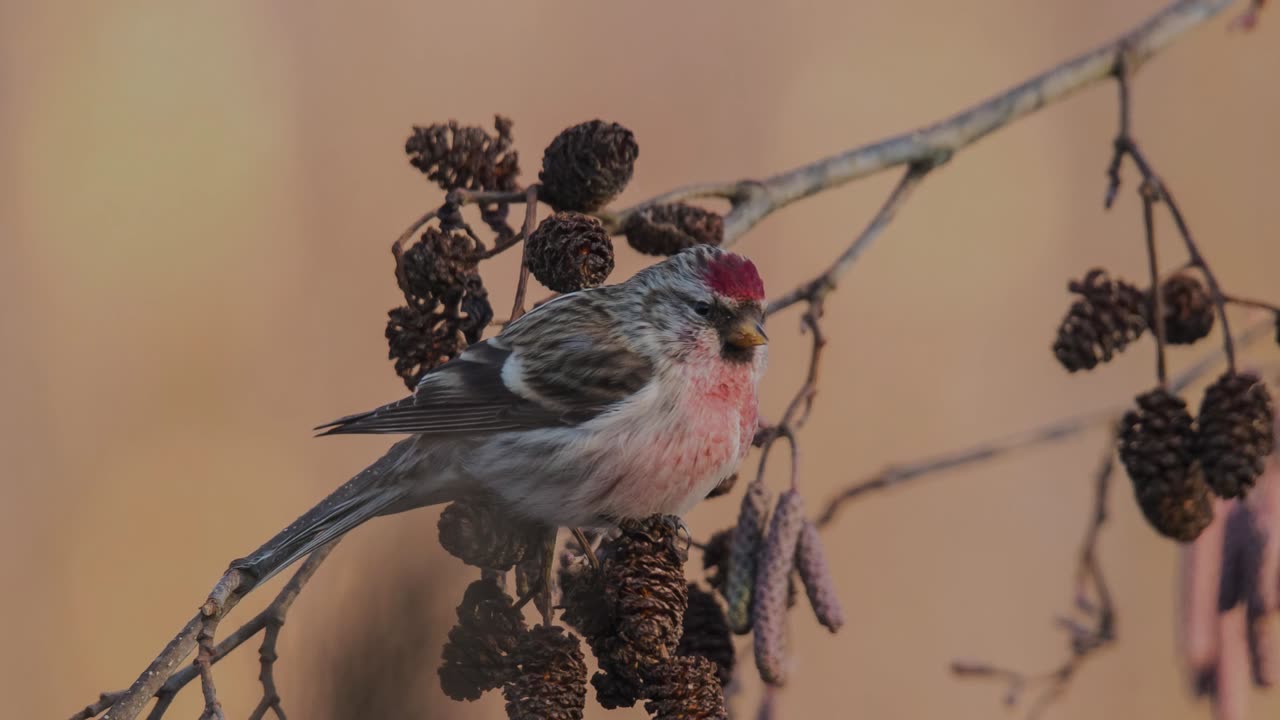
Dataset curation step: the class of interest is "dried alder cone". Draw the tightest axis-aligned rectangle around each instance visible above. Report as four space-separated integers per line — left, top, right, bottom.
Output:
559 516 731 715
387 228 493 388
539 120 638 212
625 203 725 256
526 212 616 293
1118 389 1213 541
642 656 729 720
502 626 588 720
405 115 520 193
678 585 736 686
437 498 543 571
1155 273 1215 345
1197 372 1275 499
438 579 527 701
1053 269 1148 372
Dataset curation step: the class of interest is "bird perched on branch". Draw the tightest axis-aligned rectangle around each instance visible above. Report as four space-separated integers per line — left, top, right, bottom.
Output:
232 245 768 588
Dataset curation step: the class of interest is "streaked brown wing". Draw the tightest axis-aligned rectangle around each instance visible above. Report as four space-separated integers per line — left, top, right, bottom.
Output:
315 292 653 437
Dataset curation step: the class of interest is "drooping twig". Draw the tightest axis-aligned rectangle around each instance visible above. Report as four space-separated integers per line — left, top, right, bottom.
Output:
509 185 539 322
1103 59 1238 372
1141 180 1169 387
607 0 1238 244
951 443 1118 720
817 317 1272 527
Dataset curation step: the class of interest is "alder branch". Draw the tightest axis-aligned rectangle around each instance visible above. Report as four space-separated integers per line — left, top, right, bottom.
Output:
818 317 1273 528
603 0 1237 244
84 543 337 720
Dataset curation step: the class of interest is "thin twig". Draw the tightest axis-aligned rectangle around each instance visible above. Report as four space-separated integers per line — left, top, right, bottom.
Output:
509 185 539 322
952 443 1118 720
1104 61 1238 373
195 618 225 720
608 0 1238 244
817 317 1272 527
68 693 125 720
767 162 936 316
1223 294 1280 314
1141 182 1169 386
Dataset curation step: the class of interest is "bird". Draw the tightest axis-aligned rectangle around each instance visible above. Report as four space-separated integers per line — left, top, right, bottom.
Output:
230 245 768 589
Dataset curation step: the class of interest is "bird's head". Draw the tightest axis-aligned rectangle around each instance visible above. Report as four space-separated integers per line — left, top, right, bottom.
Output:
628 245 767 364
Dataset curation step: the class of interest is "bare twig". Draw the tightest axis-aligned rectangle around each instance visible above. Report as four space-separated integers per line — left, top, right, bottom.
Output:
1104 64 1239 372
767 162 937 316
952 443 1118 720
195 617 225 720
817 317 1273 527
509 185 539 322
1141 181 1169 386
609 0 1237 244
83 546 336 720
69 693 125 720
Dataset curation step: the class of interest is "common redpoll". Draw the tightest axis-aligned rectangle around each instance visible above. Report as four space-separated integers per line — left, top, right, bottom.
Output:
232 245 768 587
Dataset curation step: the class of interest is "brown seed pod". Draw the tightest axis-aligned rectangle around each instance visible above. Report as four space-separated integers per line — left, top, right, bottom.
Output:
525 212 615 293
794 520 845 633
539 120 638 212
1052 269 1148 372
387 229 492 388
624 203 725 256
642 655 728 720
404 115 519 193
1154 273 1215 345
1119 388 1213 541
752 489 805 685
678 584 736 686
437 498 541 571
724 482 769 634
502 625 587 720
1198 372 1275 499
438 579 527 701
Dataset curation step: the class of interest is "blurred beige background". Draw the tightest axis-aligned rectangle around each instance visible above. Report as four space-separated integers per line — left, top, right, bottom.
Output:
3 1 1279 718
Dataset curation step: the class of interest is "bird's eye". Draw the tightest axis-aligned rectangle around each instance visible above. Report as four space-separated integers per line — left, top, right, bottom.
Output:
693 301 712 317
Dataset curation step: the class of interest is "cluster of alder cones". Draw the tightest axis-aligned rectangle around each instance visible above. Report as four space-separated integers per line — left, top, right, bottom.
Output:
390 117 845 719
1052 269 1277 541
389 116 725 389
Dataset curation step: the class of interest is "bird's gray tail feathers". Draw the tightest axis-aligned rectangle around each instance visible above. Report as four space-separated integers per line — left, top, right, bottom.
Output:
229 438 422 591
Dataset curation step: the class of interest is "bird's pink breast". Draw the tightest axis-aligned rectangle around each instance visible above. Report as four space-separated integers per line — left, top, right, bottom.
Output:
599 357 759 518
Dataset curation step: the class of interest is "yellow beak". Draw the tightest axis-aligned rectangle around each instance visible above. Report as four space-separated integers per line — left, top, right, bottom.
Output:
725 318 768 349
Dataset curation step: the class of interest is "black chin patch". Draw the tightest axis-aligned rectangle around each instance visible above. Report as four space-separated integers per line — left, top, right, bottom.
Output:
720 342 756 364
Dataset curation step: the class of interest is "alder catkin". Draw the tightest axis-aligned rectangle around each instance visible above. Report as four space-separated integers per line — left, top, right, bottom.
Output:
752 489 805 685
794 519 844 633
724 482 770 634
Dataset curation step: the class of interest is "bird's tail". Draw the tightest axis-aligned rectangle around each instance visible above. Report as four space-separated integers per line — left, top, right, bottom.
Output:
229 437 424 591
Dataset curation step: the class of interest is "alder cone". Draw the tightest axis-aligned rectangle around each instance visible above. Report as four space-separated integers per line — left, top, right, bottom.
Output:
1154 273 1214 345
1052 269 1147 372
625 203 725 256
502 626 587 720
1118 388 1212 541
1197 372 1275 499
538 120 638 212
525 212 615 292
